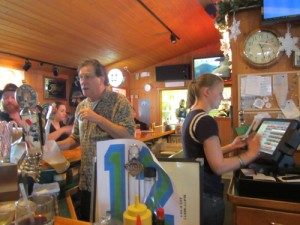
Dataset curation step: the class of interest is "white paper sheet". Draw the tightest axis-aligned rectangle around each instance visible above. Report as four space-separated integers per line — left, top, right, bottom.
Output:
245 76 261 96
243 75 272 96
273 74 288 107
280 99 300 119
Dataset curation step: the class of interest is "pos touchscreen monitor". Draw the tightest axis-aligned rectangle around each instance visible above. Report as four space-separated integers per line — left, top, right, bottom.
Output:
254 118 300 167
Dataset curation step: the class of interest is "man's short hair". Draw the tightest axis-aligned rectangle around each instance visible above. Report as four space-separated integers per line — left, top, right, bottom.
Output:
77 59 109 86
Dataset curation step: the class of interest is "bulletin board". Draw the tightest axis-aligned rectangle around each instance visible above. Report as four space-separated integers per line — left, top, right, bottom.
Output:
238 71 300 125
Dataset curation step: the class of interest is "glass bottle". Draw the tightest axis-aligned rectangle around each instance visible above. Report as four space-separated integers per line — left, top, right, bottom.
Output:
126 144 143 206
156 208 165 225
143 167 160 225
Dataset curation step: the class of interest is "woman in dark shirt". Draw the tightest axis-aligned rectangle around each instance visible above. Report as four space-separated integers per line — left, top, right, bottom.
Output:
182 74 261 225
47 102 73 141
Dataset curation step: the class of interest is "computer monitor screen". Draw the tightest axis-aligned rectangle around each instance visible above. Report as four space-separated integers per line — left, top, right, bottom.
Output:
257 120 291 155
255 118 300 165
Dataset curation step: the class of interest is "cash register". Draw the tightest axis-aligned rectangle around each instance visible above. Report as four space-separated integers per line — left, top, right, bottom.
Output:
236 118 300 202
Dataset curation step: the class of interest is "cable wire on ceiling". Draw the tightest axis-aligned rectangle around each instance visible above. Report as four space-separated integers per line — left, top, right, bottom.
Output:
136 0 180 43
0 51 76 71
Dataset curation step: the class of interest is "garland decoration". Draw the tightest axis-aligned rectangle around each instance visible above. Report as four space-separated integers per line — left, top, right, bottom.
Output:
216 0 261 29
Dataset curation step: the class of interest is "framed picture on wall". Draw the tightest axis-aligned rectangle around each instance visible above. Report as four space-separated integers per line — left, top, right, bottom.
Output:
44 77 67 99
294 51 300 67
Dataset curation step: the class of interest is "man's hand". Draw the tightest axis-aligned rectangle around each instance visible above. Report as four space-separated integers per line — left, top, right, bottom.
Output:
78 108 100 123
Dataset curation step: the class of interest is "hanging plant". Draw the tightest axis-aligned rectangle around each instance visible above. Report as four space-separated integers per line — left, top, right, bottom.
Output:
216 0 261 29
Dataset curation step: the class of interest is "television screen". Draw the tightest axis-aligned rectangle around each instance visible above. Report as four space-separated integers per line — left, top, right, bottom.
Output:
193 56 230 80
262 0 300 24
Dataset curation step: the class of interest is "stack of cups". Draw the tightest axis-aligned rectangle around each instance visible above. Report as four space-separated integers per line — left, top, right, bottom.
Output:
0 121 18 163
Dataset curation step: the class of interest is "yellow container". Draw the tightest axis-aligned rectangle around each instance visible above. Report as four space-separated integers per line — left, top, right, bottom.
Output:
123 195 152 225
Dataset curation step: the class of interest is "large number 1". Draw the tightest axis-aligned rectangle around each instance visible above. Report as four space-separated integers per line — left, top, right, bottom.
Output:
104 144 126 221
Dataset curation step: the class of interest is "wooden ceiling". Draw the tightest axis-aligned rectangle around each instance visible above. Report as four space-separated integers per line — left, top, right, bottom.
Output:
0 0 221 74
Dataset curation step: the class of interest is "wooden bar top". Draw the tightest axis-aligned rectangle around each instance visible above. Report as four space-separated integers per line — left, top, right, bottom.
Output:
55 216 91 225
136 129 175 142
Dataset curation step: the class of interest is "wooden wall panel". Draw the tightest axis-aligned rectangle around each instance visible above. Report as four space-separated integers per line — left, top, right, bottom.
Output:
129 43 222 125
230 7 300 132
0 55 77 113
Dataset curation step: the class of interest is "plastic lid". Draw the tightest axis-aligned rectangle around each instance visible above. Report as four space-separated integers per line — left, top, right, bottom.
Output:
124 195 152 225
144 167 156 178
127 195 148 217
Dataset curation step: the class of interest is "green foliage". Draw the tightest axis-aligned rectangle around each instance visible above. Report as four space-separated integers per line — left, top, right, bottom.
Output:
216 0 261 29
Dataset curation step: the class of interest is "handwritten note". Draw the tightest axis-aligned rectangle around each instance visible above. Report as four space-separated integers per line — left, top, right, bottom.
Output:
243 75 272 96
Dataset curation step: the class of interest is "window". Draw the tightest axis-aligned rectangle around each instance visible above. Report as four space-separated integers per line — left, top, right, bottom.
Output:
0 67 24 90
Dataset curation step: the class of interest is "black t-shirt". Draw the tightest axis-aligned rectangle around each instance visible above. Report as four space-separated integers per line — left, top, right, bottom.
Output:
0 111 13 122
182 109 224 197
49 121 69 141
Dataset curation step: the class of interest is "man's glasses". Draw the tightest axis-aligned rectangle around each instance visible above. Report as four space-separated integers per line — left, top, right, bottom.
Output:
78 75 96 81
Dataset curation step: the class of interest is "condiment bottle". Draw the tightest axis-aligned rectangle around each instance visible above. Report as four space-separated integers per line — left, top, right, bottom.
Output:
123 195 151 225
156 208 165 225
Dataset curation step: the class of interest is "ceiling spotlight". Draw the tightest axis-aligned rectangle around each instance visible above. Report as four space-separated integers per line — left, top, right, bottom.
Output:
53 67 59 76
170 33 177 44
23 59 32 71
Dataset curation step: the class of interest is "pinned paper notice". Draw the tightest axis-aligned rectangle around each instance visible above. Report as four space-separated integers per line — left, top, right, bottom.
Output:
280 99 300 119
273 74 288 107
242 75 272 96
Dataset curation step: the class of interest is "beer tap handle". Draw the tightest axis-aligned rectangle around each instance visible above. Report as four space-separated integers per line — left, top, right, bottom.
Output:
44 103 57 142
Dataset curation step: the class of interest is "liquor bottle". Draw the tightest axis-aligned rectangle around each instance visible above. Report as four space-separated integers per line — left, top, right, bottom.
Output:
143 167 161 225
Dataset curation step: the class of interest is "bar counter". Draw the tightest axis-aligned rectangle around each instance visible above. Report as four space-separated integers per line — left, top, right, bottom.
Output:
135 129 175 142
42 130 174 169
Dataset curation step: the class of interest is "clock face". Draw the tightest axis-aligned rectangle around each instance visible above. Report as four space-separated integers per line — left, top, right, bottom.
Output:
243 30 281 66
108 68 124 87
144 84 151 92
15 84 37 108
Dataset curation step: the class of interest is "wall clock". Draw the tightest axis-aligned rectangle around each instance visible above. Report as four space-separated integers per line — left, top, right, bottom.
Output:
144 84 151 92
108 68 124 87
243 30 281 67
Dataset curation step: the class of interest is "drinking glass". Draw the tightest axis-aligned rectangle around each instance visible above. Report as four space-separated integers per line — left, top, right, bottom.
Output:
15 194 54 225
42 140 70 173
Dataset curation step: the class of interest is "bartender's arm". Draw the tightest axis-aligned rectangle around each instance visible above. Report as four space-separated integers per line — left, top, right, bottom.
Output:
57 136 79 150
221 135 248 154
